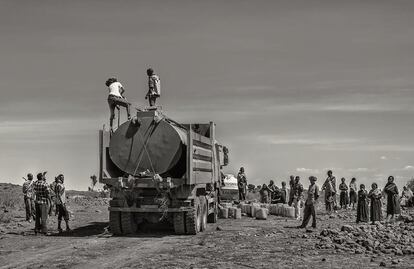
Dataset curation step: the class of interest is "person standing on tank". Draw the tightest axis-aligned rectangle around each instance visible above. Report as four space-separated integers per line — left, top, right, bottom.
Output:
106 77 131 132
237 167 247 201
145 68 161 107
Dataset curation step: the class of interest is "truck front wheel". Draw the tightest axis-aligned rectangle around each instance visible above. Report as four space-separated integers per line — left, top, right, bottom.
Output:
185 197 201 235
109 211 122 235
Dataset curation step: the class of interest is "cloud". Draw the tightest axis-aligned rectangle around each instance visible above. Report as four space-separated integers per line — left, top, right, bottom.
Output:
403 165 414 171
347 168 373 172
380 156 387 160
258 135 360 146
296 168 320 174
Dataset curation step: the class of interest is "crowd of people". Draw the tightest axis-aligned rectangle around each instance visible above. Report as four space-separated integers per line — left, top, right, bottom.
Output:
22 172 70 235
236 167 414 229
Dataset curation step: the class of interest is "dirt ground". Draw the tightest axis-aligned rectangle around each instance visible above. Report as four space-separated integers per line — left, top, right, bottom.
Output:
1 199 414 269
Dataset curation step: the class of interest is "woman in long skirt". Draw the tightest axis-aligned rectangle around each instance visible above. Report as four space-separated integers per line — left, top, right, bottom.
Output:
384 176 401 221
349 178 357 210
368 183 382 224
356 184 369 223
339 178 348 209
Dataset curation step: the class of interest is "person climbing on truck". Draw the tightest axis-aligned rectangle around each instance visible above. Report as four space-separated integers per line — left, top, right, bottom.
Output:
106 77 131 132
145 68 161 107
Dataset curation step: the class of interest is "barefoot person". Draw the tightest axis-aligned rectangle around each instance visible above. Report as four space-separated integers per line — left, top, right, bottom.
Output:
384 176 401 221
349 178 357 210
237 167 247 201
33 172 50 235
106 77 131 132
298 176 319 229
322 170 336 214
368 183 382 224
339 177 348 209
54 174 70 232
356 184 369 223
145 68 161 107
22 173 35 222
291 176 304 220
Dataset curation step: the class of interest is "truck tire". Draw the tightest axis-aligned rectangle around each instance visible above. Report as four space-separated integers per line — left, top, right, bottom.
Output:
185 197 201 235
109 211 122 235
121 212 137 235
200 197 208 231
173 212 186 235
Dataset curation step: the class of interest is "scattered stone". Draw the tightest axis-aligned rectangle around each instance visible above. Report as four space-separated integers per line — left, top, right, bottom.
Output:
391 259 399 265
322 258 326 262
341 225 354 233
216 226 223 231
379 261 386 267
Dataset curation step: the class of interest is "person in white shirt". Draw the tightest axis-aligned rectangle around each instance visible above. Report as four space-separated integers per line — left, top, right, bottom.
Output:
145 68 161 107
106 77 131 131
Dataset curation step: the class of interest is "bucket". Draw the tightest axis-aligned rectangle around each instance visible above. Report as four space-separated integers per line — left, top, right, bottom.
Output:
219 207 229 219
255 208 268 220
234 208 242 219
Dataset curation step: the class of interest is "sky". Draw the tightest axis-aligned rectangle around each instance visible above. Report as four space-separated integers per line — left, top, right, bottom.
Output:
0 0 413 190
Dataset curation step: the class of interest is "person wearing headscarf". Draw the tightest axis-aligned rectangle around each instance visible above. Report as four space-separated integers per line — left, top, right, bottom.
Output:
288 175 295 206
356 184 369 223
339 177 348 209
384 176 401 221
280 181 288 204
260 184 271 204
237 167 247 201
401 186 413 208
349 178 357 210
322 170 336 214
368 183 382 224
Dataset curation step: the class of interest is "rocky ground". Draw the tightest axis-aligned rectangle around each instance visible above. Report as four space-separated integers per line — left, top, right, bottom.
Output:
0 184 413 269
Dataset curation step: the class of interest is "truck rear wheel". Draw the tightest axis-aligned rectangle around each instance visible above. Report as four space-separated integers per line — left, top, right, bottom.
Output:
173 212 186 235
200 197 207 231
185 197 201 235
109 211 122 235
121 212 138 235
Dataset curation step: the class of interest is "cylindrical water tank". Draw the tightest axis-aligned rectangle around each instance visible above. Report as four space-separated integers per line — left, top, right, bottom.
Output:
109 115 188 178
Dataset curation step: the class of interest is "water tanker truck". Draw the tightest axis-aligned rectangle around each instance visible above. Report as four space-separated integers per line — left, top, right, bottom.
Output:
99 109 229 235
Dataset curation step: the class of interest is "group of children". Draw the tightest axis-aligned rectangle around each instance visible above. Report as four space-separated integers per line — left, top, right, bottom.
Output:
22 172 70 235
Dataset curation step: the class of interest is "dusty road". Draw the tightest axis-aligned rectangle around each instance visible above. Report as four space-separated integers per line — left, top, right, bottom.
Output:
1 202 413 269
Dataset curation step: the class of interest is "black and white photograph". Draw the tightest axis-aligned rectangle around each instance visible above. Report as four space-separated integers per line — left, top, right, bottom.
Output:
0 0 414 268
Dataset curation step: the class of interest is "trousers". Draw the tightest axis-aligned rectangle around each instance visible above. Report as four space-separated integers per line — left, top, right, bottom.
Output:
24 197 35 221
301 204 316 228
35 203 49 233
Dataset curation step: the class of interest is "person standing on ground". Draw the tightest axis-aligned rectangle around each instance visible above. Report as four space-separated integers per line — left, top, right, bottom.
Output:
349 177 357 210
368 183 382 224
22 173 35 222
292 176 304 220
288 175 295 206
384 176 401 221
401 186 413 208
33 172 50 235
106 77 131 132
237 167 247 201
54 174 71 232
145 68 161 107
356 184 369 223
280 181 288 204
339 178 348 209
298 176 319 229
322 170 336 214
